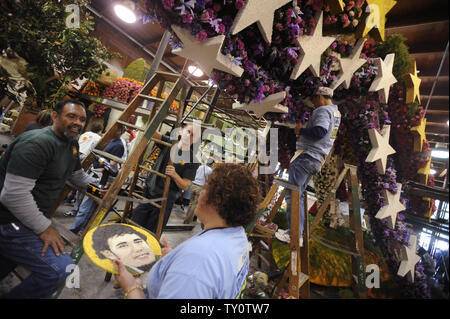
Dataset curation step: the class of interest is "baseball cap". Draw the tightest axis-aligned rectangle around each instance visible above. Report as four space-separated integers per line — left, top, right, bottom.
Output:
313 86 334 97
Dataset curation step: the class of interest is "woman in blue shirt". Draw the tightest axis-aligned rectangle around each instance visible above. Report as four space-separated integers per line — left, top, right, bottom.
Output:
114 163 261 299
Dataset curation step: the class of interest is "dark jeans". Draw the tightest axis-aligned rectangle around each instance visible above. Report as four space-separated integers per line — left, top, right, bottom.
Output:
0 221 74 299
131 189 176 234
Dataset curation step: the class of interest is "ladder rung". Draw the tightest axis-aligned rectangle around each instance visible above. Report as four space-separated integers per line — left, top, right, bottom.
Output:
138 94 165 103
155 70 182 82
92 149 125 164
65 182 103 204
151 138 173 147
131 192 162 209
139 165 167 179
273 178 301 192
117 120 145 131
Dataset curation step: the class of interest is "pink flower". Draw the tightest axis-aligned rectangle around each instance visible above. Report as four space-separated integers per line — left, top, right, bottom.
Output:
182 12 193 23
218 24 226 33
235 0 245 9
237 39 245 51
196 30 208 41
162 0 174 11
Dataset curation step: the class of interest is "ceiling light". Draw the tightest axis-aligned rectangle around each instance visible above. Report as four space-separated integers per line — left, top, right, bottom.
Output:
114 3 137 23
188 66 204 77
430 168 437 175
431 149 449 159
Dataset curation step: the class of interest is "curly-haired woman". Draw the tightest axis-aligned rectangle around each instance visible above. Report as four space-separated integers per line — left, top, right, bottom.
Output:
114 163 262 299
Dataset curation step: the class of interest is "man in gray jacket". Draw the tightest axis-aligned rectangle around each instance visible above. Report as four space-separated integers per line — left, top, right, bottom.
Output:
275 87 341 245
0 99 96 298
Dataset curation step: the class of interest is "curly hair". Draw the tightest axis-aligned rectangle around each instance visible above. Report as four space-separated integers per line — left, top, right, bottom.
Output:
204 163 262 227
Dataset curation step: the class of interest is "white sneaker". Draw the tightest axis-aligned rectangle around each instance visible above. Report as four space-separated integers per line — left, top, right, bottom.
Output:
275 230 291 244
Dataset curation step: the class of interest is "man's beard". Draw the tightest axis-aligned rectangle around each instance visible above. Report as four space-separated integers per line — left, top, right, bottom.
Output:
63 125 82 141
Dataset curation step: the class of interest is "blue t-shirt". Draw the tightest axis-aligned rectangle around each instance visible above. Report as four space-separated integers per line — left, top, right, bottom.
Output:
146 227 250 299
296 104 341 162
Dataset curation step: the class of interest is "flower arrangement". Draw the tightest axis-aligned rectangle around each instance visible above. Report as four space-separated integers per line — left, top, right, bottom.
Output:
146 0 434 298
102 78 143 104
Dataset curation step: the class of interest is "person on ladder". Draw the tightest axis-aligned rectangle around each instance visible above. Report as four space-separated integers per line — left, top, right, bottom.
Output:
275 87 341 245
130 123 199 234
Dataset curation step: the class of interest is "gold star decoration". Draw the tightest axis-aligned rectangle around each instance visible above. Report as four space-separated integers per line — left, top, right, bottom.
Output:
369 53 397 104
232 91 288 118
230 0 291 43
366 125 396 175
171 25 244 78
326 0 345 15
355 0 397 42
418 156 431 185
330 38 367 90
397 234 421 283
375 183 406 229
290 11 337 80
404 60 422 104
410 118 427 153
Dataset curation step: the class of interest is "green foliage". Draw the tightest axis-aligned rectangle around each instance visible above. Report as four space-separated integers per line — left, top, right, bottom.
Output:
375 34 412 83
123 58 151 83
0 0 118 108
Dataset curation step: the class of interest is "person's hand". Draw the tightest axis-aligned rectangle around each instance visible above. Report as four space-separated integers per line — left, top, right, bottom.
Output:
39 226 66 256
114 260 142 293
161 235 172 257
165 165 177 178
294 122 302 136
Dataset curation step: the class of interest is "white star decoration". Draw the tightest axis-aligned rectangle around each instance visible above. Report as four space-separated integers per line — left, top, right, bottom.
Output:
290 11 336 80
330 39 367 90
232 91 288 118
171 25 244 78
397 234 421 282
375 183 406 229
369 53 397 104
365 125 396 175
230 0 291 43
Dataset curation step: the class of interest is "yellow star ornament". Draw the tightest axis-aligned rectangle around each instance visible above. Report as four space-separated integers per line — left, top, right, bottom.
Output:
410 118 427 153
397 234 421 283
171 25 244 78
404 60 422 104
356 0 397 42
230 0 291 43
375 183 406 229
366 125 396 175
418 156 431 185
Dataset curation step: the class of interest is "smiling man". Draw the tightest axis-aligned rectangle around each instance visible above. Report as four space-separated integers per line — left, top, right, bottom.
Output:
0 99 96 298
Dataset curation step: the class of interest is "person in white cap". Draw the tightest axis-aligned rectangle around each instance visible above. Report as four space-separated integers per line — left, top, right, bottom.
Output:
275 86 341 244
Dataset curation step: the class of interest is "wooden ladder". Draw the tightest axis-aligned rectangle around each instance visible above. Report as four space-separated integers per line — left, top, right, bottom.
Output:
247 163 367 299
49 71 190 263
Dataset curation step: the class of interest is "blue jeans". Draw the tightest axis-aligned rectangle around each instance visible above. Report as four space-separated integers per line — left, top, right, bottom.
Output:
285 153 322 237
69 196 98 235
0 222 74 299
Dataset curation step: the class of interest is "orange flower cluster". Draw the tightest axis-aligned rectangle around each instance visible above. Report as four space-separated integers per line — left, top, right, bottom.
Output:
118 77 144 86
82 81 100 96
